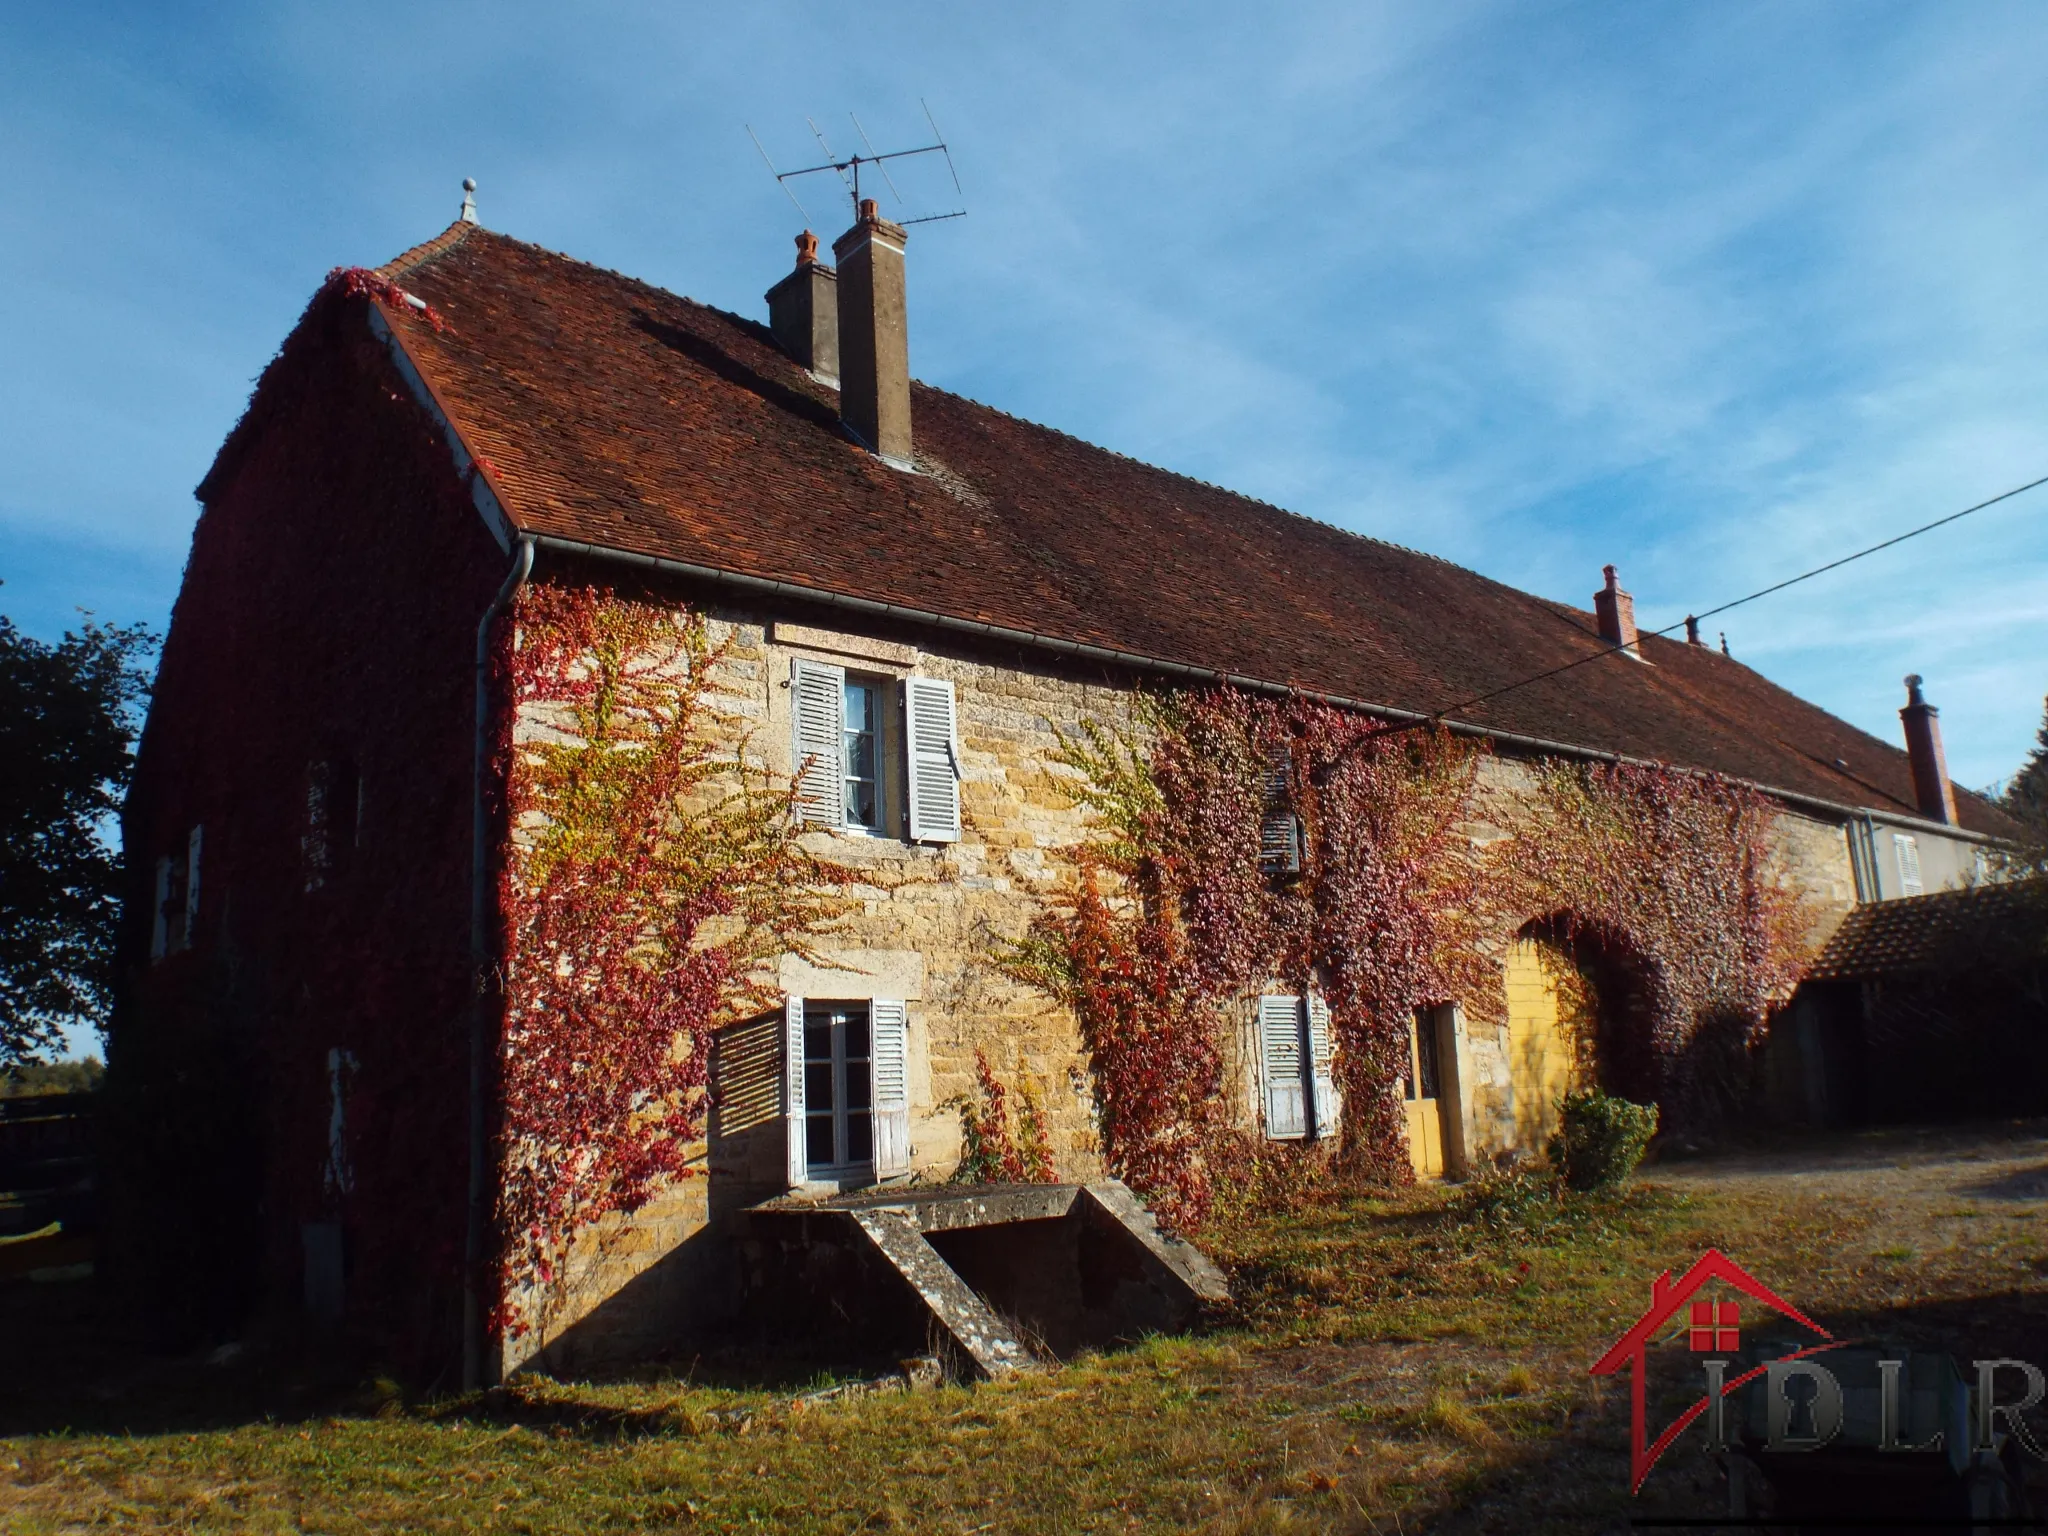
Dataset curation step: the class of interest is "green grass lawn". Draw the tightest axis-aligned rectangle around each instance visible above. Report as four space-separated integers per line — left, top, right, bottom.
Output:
6 1145 2047 1533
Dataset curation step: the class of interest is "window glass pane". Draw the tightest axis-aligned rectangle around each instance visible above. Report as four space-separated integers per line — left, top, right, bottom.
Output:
806 1115 835 1168
804 1022 833 1062
846 1057 872 1112
843 1011 870 1060
844 682 880 830
1416 1013 1440 1100
845 1110 872 1165
806 1062 835 1110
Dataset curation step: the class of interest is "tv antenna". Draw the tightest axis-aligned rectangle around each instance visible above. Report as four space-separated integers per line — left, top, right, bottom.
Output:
745 101 966 228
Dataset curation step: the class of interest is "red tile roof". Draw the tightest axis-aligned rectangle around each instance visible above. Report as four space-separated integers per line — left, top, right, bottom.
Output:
354 222 2009 837
1808 878 2047 979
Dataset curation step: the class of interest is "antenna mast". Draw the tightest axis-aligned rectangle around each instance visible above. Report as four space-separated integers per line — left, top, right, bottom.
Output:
746 106 966 228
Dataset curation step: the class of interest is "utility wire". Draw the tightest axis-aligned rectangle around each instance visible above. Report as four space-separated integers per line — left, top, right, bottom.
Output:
1413 470 2048 729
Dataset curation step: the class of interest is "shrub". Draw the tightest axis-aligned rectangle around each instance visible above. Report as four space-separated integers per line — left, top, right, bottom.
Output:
1547 1089 1658 1190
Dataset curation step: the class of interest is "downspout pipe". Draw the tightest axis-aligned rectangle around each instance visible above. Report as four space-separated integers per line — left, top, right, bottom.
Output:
464 534 534 1391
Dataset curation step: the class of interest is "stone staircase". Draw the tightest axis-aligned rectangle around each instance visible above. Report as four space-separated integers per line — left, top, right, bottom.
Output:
743 1179 1228 1380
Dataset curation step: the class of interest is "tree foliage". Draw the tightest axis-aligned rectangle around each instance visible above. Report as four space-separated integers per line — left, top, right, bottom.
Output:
2004 693 2048 867
0 605 155 1063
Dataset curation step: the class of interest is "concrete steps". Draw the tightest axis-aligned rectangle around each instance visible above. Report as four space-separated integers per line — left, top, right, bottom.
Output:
743 1178 1229 1381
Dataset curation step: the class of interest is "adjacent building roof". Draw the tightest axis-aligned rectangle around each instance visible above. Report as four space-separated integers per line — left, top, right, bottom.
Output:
1808 879 2047 980
245 220 2012 836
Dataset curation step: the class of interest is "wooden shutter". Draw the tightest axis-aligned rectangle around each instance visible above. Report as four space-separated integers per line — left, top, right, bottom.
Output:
1258 749 1302 875
904 677 962 843
1259 995 1306 1139
784 994 808 1188
791 659 846 827
871 999 910 1178
184 825 203 946
1894 833 1924 896
1307 993 1341 1142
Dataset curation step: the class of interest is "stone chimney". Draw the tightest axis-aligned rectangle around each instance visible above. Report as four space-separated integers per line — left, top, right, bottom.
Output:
833 199 912 469
1899 674 1959 825
765 231 838 386
1594 565 1640 654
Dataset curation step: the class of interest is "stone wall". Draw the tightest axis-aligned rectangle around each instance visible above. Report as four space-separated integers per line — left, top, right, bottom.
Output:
496 595 1869 1372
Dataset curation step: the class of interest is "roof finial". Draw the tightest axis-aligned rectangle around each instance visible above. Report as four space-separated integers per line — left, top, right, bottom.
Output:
460 178 478 226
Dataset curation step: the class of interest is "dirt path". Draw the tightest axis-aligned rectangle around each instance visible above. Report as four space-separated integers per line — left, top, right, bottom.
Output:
1647 1121 2048 1287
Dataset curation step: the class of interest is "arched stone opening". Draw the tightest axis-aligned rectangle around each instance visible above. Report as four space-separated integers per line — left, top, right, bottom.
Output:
1503 916 1656 1151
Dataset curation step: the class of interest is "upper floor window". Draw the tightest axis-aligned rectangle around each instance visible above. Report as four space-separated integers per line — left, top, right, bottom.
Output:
843 679 884 833
1258 746 1305 877
304 757 360 891
1893 832 1923 897
791 658 961 843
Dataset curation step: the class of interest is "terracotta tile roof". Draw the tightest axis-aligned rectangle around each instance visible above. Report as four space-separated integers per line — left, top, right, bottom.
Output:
1809 879 2048 979
355 222 2013 837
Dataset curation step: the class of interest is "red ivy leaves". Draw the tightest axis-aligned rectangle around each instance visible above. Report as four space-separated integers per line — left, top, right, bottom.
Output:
1009 689 1813 1228
1497 760 1812 1126
949 1050 1058 1186
324 266 451 332
492 585 843 1327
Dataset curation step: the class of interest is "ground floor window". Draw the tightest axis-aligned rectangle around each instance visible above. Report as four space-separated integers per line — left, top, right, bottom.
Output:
804 1001 874 1173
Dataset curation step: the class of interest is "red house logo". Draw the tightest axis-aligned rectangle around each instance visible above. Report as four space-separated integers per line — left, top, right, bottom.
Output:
1590 1249 1839 1492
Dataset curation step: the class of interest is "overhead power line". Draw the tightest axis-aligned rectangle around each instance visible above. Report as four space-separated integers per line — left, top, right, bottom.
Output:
1417 470 2048 727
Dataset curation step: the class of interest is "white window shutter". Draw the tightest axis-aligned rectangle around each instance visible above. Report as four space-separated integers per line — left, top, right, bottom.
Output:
871 999 910 1178
904 677 962 843
1307 993 1340 1142
150 856 171 960
1894 833 1924 896
183 825 204 948
1259 995 1306 1140
791 659 846 827
1258 748 1302 875
784 994 808 1188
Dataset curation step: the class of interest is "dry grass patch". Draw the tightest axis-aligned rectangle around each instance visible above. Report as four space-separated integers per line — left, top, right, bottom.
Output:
12 1131 2048 1531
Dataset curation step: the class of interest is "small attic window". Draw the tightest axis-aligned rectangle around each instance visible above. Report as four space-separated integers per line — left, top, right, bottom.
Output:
1258 747 1305 877
304 757 362 891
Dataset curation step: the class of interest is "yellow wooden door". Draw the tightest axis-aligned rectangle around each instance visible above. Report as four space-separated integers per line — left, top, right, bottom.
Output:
1504 937 1590 1150
1404 1012 1445 1179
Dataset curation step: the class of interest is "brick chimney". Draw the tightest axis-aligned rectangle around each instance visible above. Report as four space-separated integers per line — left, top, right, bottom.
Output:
833 199 912 469
1594 565 1640 654
1899 674 1959 825
765 231 838 386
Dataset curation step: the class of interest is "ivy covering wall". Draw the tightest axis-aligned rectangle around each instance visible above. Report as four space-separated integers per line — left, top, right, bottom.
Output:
1004 690 1814 1229
492 585 845 1333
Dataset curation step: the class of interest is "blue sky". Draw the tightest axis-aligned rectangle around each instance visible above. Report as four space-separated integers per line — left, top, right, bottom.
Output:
5 1 2047 793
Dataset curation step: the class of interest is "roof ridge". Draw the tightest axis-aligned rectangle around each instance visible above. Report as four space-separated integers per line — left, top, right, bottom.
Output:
376 220 478 281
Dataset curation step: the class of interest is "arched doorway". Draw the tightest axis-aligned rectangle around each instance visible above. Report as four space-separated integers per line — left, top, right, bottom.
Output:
1504 928 1600 1150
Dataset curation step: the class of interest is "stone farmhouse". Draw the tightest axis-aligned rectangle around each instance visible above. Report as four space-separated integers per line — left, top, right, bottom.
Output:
121 191 2018 1381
